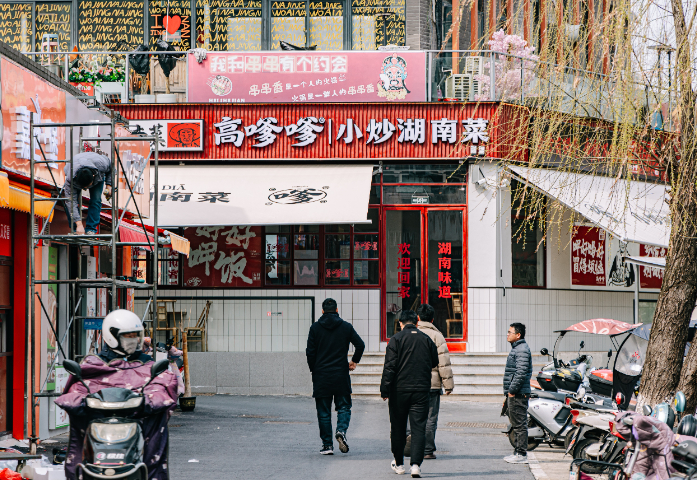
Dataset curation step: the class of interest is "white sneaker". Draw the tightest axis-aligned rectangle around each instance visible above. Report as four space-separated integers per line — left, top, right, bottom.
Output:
504 454 528 464
391 460 406 474
503 454 518 463
410 464 421 477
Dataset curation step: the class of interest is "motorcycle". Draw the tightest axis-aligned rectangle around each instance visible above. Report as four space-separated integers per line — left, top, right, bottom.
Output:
62 358 170 480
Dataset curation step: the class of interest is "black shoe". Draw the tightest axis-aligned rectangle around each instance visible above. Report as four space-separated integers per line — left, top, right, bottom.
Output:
320 445 334 455
335 431 349 453
404 435 412 457
423 453 436 460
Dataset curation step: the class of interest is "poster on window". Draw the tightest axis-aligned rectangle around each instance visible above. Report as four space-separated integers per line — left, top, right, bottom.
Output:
183 226 262 287
639 244 665 290
571 226 606 287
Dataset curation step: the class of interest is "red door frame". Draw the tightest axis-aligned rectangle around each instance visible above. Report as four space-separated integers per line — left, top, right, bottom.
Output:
380 206 468 350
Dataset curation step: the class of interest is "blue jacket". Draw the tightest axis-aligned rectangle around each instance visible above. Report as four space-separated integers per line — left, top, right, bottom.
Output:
503 339 532 395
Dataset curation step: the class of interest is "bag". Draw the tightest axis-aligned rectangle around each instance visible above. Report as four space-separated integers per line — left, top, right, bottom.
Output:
501 396 509 417
0 468 22 479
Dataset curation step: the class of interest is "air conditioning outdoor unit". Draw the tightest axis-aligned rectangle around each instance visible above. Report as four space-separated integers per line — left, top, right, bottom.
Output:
445 74 482 100
464 56 484 76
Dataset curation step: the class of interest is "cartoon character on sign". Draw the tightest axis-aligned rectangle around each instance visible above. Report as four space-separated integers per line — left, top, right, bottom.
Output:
377 54 410 101
168 123 200 148
208 75 233 96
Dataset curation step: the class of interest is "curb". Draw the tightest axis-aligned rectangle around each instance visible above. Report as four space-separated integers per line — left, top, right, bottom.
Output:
527 452 549 479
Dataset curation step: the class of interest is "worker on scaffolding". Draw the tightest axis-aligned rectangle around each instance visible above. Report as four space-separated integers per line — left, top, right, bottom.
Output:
63 143 113 235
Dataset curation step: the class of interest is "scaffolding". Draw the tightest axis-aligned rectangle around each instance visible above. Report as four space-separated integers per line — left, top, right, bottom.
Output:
27 113 160 453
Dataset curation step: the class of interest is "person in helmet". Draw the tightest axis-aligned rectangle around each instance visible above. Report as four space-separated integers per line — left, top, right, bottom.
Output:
99 309 152 363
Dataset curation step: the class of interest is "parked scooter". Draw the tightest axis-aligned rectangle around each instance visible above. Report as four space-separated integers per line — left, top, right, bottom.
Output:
62 358 170 480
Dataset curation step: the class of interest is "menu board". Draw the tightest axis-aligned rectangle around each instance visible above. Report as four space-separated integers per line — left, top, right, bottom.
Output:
196 0 262 51
78 0 145 51
149 0 192 51
0 3 33 52
351 0 405 47
35 2 72 53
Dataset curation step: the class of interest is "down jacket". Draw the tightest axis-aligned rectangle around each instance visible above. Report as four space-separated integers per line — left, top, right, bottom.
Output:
503 339 532 395
417 321 454 391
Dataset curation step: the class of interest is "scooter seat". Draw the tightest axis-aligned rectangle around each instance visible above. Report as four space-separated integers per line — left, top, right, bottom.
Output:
569 400 616 412
531 391 569 402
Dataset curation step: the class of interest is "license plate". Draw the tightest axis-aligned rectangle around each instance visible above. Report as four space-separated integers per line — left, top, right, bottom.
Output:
569 469 577 480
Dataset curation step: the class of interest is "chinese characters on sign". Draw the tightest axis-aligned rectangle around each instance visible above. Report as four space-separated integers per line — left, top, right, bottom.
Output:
128 120 204 152
437 242 452 298
10 104 60 168
640 244 666 289
213 115 489 152
571 226 606 287
184 226 262 287
397 242 411 299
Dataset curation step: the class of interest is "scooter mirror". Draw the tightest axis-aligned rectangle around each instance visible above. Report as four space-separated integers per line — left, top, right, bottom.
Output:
642 405 653 416
580 341 585 349
540 348 549 356
675 392 686 413
607 349 613 358
150 359 169 380
63 359 82 380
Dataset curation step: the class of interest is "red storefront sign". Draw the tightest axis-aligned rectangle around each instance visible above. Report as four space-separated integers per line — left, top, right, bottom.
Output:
114 103 505 161
398 242 411 298
183 226 262 287
571 226 606 286
0 209 10 257
188 51 427 103
437 242 452 298
639 244 665 289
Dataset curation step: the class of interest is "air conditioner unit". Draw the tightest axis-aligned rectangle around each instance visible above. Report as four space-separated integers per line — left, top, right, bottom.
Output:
444 74 481 100
464 56 485 76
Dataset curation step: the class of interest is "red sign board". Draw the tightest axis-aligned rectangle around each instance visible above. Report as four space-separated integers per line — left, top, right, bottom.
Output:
571 226 606 286
0 209 10 257
69 82 95 97
188 51 427 103
183 226 262 287
639 244 665 289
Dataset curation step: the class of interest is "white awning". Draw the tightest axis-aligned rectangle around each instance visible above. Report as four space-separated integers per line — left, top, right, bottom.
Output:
623 256 666 269
508 166 671 247
150 165 373 227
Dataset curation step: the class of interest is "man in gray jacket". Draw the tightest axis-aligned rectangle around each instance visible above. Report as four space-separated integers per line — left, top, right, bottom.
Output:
63 148 112 235
503 322 532 464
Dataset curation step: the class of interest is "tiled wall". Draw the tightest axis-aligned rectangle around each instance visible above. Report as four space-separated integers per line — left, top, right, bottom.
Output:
134 288 382 353
467 287 658 353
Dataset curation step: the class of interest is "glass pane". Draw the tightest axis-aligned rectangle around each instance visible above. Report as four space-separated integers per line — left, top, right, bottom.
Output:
325 224 351 233
350 0 405 47
266 260 291 285
352 15 376 50
353 260 379 285
294 234 319 259
295 260 319 285
386 210 421 338
271 1 306 49
355 209 379 232
197 2 261 50
382 185 466 204
639 300 657 324
297 225 320 233
158 248 179 286
325 234 351 258
369 185 381 204
266 234 291 260
310 1 343 50
0 265 9 307
511 216 545 287
0 3 32 52
325 260 350 285
36 2 72 53
266 225 292 234
354 235 379 258
383 164 467 183
149 0 192 50
427 210 464 339
226 17 262 50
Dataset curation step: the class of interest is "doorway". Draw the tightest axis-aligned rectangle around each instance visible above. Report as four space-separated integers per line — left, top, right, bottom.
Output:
384 208 467 343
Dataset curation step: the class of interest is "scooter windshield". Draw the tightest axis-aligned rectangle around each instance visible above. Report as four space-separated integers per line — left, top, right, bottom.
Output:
615 334 648 376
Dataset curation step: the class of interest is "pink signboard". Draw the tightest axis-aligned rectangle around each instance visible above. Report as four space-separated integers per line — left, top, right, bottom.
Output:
187 51 427 103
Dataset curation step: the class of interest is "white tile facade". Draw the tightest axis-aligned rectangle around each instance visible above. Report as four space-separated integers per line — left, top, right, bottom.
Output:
134 289 382 353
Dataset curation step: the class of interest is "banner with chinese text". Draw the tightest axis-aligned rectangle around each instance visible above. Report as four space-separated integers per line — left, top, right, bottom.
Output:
183 226 262 287
571 226 606 287
639 244 665 289
188 51 426 103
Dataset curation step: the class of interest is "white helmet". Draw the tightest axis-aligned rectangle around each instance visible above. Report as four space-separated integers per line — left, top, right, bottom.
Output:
102 309 144 356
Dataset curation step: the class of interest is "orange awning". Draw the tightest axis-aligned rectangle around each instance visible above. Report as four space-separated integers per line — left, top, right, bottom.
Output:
0 172 9 208
6 182 55 220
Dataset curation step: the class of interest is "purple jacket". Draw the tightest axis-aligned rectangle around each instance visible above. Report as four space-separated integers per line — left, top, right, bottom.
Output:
56 355 179 480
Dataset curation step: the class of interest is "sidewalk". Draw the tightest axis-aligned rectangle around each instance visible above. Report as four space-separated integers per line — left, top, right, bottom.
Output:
527 445 573 480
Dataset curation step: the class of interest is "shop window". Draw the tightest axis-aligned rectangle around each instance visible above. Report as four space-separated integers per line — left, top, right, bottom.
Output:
265 226 292 285
158 248 180 286
197 0 262 51
351 0 405 48
294 226 320 285
511 215 546 288
382 164 467 183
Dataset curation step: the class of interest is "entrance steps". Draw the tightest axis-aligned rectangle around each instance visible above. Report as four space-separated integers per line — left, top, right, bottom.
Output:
350 352 549 402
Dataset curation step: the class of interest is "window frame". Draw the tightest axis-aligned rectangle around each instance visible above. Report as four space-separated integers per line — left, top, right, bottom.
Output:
510 212 547 289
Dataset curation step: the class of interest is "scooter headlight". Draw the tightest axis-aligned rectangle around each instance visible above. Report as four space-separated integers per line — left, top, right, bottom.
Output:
90 422 137 443
86 397 143 410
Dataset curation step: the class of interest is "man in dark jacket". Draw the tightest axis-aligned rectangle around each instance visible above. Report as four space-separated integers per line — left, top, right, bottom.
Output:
306 298 365 455
381 310 439 478
503 322 533 464
63 148 113 235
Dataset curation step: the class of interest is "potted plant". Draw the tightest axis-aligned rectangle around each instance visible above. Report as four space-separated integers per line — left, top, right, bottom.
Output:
130 44 155 103
68 64 99 97
94 55 127 103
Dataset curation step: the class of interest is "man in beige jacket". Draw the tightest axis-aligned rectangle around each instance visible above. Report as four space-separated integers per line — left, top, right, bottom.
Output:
415 303 454 459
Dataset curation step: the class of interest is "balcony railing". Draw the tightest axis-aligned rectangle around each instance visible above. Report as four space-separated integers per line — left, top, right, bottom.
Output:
19 49 671 129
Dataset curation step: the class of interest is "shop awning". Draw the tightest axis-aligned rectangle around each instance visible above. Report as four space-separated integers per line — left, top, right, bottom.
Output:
100 212 191 255
151 165 374 227
119 223 155 251
508 166 670 247
0 173 9 208
624 256 666 269
5 182 55 220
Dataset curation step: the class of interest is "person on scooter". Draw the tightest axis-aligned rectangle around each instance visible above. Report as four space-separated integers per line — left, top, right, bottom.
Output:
57 310 178 480
503 322 533 465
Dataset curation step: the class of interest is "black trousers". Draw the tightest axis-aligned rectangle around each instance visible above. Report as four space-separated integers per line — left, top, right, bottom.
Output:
389 391 429 466
508 395 529 456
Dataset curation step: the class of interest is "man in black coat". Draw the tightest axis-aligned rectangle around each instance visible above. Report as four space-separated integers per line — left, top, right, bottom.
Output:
381 310 439 478
306 298 365 455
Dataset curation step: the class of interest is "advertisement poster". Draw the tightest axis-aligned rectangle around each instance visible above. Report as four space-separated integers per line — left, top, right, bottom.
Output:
640 244 666 290
127 120 203 152
571 226 606 287
46 247 58 391
50 365 70 429
1 57 66 186
183 226 262 287
188 51 427 103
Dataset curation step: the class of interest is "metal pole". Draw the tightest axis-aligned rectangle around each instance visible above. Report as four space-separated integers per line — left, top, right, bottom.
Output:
634 274 640 324
29 116 37 453
111 117 117 311
489 52 496 101
152 134 159 350
125 53 130 104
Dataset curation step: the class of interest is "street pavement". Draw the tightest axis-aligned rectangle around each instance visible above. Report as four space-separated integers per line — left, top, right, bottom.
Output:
169 395 535 479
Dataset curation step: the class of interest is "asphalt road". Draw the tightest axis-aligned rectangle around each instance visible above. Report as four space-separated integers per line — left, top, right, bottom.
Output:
168 395 535 480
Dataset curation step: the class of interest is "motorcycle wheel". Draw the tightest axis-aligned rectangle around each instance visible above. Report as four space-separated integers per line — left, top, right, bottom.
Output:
508 428 541 451
564 427 577 451
575 438 609 474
